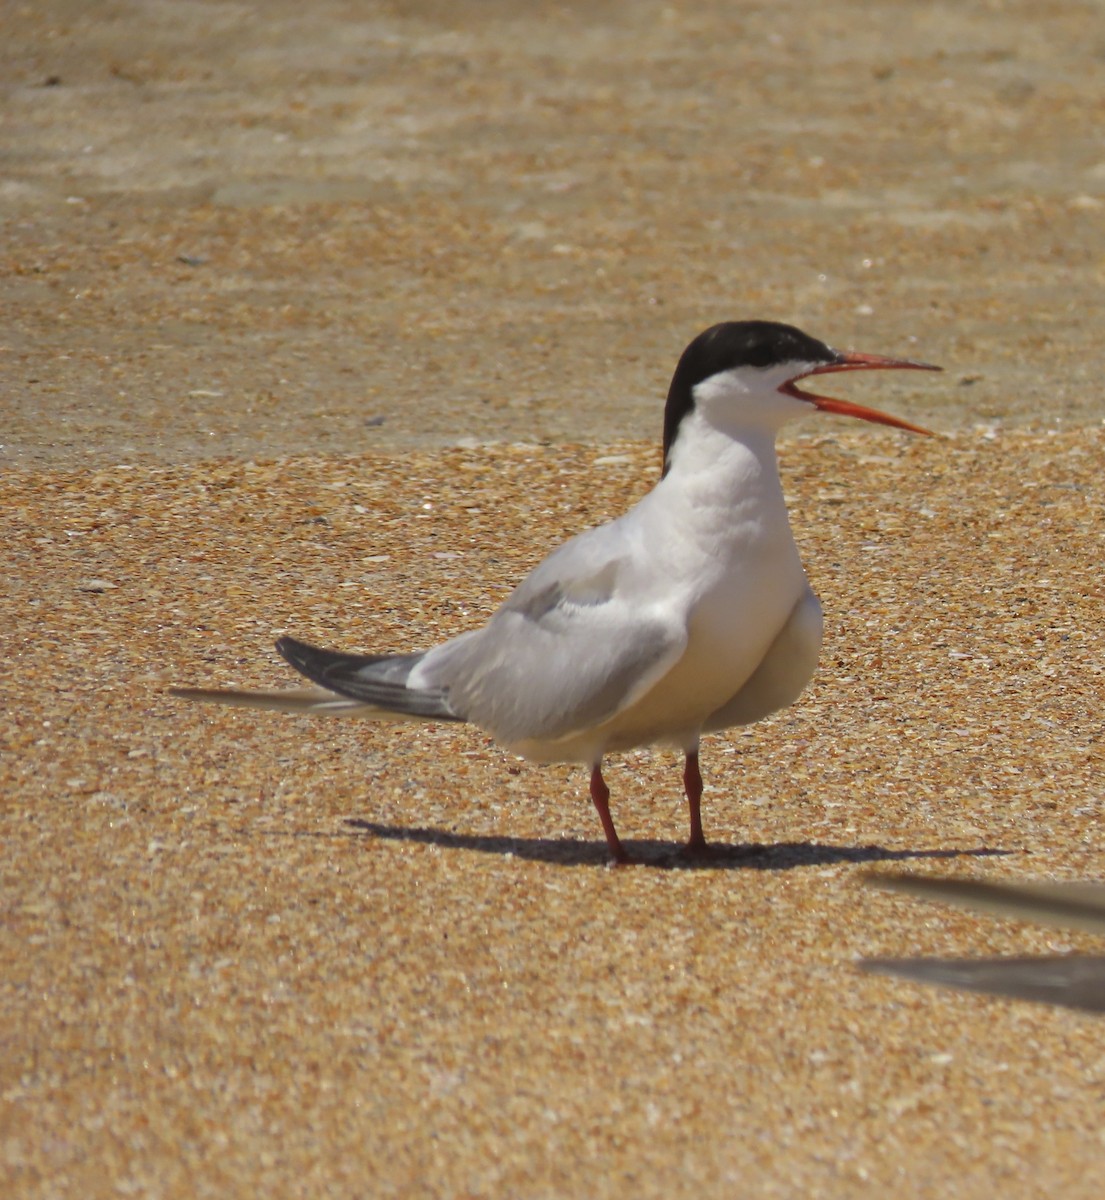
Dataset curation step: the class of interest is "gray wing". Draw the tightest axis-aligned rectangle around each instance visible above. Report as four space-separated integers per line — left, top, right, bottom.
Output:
171 638 461 722
860 956 1105 1014
863 873 1105 1012
417 535 686 745
865 874 1105 937
273 637 460 720
861 874 1105 1013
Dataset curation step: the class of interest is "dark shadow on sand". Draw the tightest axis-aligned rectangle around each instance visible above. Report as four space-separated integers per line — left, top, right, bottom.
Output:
343 818 1012 870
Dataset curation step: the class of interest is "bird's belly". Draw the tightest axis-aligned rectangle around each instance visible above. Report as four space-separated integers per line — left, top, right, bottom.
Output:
599 622 768 750
597 564 808 753
502 535 810 765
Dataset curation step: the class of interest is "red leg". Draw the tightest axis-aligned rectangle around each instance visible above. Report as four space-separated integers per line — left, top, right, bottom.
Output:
590 763 629 864
684 749 706 853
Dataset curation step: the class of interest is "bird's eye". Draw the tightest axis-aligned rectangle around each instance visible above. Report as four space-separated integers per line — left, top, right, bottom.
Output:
744 345 775 369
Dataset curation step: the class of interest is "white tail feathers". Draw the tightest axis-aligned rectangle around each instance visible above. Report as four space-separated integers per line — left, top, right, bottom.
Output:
169 686 424 721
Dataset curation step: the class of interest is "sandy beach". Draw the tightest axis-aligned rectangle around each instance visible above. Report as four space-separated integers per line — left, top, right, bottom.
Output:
4 3 1105 1196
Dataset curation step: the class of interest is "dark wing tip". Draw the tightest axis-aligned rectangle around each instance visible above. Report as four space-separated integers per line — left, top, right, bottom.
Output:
275 634 367 689
275 634 320 673
274 634 462 721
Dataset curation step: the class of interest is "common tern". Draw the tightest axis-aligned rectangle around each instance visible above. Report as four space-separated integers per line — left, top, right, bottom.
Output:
173 320 939 863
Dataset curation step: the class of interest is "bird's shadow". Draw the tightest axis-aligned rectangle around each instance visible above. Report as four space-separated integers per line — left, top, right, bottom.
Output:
343 818 1011 871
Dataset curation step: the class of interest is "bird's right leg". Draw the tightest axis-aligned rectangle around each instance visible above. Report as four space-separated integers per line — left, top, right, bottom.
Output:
683 748 707 854
590 762 629 865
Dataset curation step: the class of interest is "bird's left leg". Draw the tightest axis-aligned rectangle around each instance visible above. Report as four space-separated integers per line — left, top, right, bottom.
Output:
590 761 630 865
683 748 706 853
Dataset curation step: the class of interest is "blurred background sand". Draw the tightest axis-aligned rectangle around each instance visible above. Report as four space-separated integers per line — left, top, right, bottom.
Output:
3 0 1105 467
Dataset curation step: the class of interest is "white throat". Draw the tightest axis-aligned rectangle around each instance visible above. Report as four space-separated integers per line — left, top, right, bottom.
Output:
690 366 811 438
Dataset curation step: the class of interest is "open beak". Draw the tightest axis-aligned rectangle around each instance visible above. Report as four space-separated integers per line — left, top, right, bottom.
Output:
779 350 941 435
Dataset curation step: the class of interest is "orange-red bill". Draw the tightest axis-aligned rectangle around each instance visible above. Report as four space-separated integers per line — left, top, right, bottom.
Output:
780 350 941 436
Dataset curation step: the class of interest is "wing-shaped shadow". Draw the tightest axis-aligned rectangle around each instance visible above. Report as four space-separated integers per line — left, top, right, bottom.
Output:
861 875 1105 1013
344 819 1009 871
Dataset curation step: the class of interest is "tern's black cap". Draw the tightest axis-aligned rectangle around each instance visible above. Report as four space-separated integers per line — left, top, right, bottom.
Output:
662 321 837 471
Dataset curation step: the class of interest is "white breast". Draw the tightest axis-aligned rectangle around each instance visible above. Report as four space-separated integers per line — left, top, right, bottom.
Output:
535 420 811 760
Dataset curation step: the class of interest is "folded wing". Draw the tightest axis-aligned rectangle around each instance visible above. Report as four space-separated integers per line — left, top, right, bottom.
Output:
419 548 686 745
